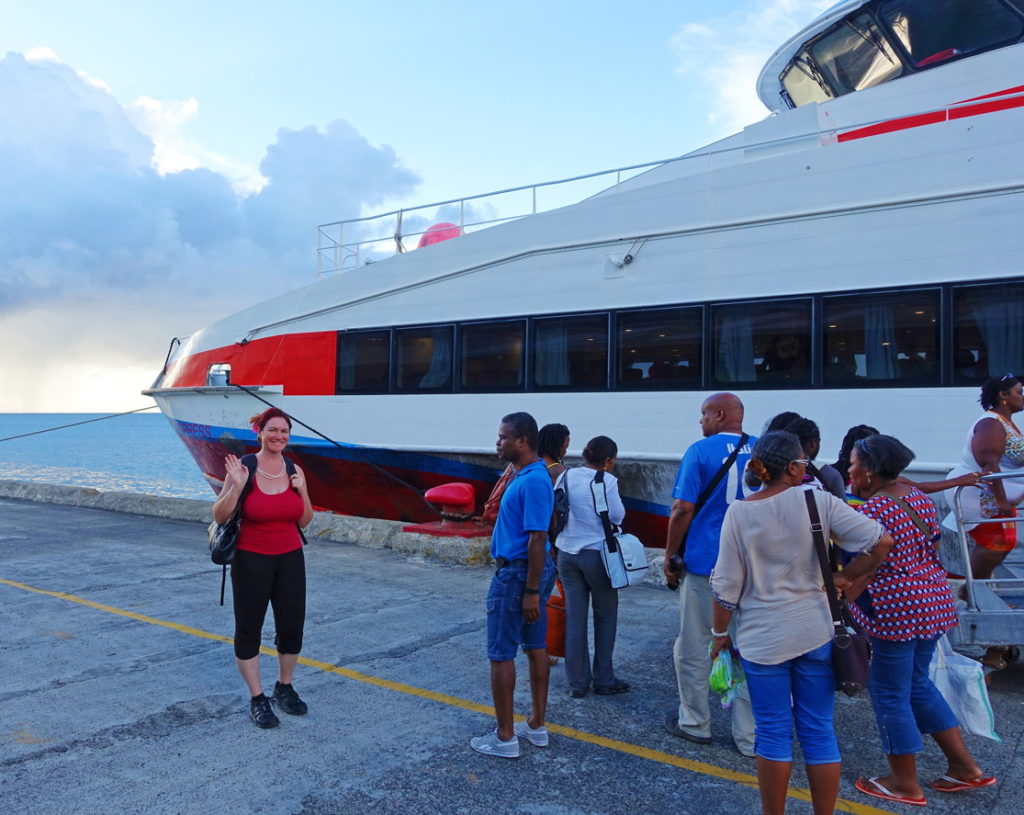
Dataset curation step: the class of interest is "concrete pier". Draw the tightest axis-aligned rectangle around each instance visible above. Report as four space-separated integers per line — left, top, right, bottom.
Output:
0 486 1021 815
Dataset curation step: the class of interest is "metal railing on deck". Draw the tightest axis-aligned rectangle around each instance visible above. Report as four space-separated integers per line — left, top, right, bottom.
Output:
315 158 675 276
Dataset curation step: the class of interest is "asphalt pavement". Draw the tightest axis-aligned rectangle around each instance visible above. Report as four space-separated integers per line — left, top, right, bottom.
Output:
1 496 1021 815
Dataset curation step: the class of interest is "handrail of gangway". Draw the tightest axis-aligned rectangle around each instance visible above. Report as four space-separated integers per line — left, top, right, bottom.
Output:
951 472 1024 612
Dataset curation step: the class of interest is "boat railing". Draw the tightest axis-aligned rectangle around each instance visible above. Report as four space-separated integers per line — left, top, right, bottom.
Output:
315 158 676 276
950 473 1024 646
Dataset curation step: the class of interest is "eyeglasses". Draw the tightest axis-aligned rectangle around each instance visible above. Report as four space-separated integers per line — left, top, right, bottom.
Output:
791 458 811 467
1001 373 1018 382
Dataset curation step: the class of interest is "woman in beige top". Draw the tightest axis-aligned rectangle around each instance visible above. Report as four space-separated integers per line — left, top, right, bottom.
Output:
710 431 894 815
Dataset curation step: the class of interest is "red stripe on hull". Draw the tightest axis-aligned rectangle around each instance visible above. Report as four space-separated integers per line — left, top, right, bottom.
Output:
168 331 337 394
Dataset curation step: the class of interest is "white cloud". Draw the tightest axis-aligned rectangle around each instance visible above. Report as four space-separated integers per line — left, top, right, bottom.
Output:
126 96 202 174
673 0 834 135
0 50 422 410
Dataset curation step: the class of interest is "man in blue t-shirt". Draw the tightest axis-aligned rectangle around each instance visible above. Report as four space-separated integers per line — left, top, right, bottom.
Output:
662 392 757 757
470 412 556 759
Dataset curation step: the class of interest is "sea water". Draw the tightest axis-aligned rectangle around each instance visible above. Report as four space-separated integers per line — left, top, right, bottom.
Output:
0 412 211 500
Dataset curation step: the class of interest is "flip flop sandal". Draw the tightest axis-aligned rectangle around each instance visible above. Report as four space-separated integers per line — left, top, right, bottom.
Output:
929 774 997 793
855 777 927 807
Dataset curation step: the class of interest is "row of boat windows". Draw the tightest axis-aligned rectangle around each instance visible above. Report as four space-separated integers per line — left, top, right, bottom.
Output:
333 280 1022 394
781 0 1024 108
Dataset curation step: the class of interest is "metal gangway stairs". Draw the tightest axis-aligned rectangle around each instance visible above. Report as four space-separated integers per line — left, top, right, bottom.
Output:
948 472 1024 651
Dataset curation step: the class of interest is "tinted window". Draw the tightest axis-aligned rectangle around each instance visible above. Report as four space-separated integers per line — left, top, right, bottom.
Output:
616 307 702 389
953 282 1024 383
823 290 940 385
882 0 1023 68
710 300 811 387
533 314 608 390
809 14 903 96
782 53 833 107
461 321 524 391
395 325 453 392
337 330 390 393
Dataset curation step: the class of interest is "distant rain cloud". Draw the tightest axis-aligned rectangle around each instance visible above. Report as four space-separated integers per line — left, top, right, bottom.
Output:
0 50 421 409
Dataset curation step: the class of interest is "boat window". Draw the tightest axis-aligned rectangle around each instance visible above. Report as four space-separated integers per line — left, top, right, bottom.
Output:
710 299 811 387
822 290 940 386
395 325 454 393
808 13 903 98
881 0 1024 69
781 53 834 108
460 320 525 392
532 313 608 390
336 329 391 393
953 282 1024 384
615 307 702 389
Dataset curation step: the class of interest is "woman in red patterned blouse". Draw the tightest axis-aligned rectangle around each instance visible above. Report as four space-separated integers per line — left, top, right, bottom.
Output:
841 434 995 806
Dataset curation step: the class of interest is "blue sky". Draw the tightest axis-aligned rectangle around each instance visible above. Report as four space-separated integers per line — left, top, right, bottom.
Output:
0 0 831 410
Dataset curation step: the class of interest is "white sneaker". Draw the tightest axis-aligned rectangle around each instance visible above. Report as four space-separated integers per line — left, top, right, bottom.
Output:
470 729 520 758
514 721 549 747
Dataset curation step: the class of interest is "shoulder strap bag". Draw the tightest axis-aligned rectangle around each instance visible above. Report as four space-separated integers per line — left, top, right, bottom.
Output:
678 433 749 556
592 471 648 588
208 455 308 605
804 489 871 697
877 491 938 543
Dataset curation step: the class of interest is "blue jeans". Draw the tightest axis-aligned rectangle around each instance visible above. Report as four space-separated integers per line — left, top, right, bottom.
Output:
742 641 840 764
486 557 556 661
868 636 959 755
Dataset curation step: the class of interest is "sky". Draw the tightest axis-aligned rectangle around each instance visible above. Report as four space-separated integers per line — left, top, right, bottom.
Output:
0 0 833 412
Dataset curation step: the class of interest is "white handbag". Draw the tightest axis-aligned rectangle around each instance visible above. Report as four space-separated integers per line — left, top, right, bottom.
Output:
591 471 649 588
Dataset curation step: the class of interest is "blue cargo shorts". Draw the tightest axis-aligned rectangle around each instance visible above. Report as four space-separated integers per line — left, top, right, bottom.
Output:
486 556 556 662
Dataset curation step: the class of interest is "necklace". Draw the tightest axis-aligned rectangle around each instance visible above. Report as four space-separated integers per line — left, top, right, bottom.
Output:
257 465 287 478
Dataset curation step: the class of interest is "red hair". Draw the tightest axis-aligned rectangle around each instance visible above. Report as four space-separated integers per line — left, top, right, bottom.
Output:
250 407 292 432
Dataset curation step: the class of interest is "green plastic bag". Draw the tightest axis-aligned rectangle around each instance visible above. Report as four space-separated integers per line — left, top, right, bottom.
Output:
708 644 745 708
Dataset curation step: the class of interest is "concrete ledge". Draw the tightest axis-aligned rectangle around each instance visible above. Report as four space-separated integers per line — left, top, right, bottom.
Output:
0 479 670 580
0 479 492 567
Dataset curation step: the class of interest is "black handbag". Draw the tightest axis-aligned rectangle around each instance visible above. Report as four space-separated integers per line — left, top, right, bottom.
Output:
208 455 258 566
804 489 871 697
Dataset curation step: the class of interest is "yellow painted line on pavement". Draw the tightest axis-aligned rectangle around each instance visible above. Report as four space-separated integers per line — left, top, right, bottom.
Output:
1 577 894 815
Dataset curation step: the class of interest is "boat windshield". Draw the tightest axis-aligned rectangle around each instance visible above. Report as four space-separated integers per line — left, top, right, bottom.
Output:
780 0 1024 108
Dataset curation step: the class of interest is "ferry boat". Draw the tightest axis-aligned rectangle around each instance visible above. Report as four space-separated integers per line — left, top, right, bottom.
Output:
145 0 1024 546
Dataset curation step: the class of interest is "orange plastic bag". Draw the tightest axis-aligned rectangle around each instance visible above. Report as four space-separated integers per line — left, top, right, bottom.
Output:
546 578 566 657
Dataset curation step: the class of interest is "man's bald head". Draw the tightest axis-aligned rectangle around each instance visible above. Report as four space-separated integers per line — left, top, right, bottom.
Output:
699 392 745 437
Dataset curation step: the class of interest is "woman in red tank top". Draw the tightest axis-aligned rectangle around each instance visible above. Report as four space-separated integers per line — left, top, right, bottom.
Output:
212 407 313 729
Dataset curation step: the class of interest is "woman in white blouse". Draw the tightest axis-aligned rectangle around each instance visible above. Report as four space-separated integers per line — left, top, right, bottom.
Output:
555 435 629 698
710 431 893 815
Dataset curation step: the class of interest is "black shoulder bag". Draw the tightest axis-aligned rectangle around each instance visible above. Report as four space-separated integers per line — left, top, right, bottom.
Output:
804 489 871 697
208 455 308 605
670 433 749 574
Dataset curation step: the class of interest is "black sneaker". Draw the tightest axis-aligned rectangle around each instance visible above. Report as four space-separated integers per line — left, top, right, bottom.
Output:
272 681 308 716
250 695 279 729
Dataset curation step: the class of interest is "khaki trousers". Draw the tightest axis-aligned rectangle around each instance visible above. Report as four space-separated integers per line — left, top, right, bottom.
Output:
672 572 755 753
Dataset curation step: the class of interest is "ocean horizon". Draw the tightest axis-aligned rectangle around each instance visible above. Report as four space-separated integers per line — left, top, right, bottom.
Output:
0 411 211 500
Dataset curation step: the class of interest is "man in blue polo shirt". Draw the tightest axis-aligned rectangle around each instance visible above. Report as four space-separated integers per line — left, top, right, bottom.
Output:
662 392 757 757
470 411 557 759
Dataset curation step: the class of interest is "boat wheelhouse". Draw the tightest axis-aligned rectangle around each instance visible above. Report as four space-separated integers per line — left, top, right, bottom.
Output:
146 0 1024 546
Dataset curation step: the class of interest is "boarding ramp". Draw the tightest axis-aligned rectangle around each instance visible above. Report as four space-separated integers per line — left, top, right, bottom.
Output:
948 472 1024 649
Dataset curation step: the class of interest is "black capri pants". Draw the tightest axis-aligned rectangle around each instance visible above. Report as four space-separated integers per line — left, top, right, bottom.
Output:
231 548 306 660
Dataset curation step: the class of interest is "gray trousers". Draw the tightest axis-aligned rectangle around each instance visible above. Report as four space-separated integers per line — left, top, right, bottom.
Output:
557 548 619 693
672 571 755 752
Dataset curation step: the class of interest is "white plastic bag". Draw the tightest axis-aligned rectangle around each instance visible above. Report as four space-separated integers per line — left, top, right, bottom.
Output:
929 635 1000 741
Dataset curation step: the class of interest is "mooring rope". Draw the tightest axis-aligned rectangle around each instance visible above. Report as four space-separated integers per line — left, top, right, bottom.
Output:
0 405 159 443
229 383 443 519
